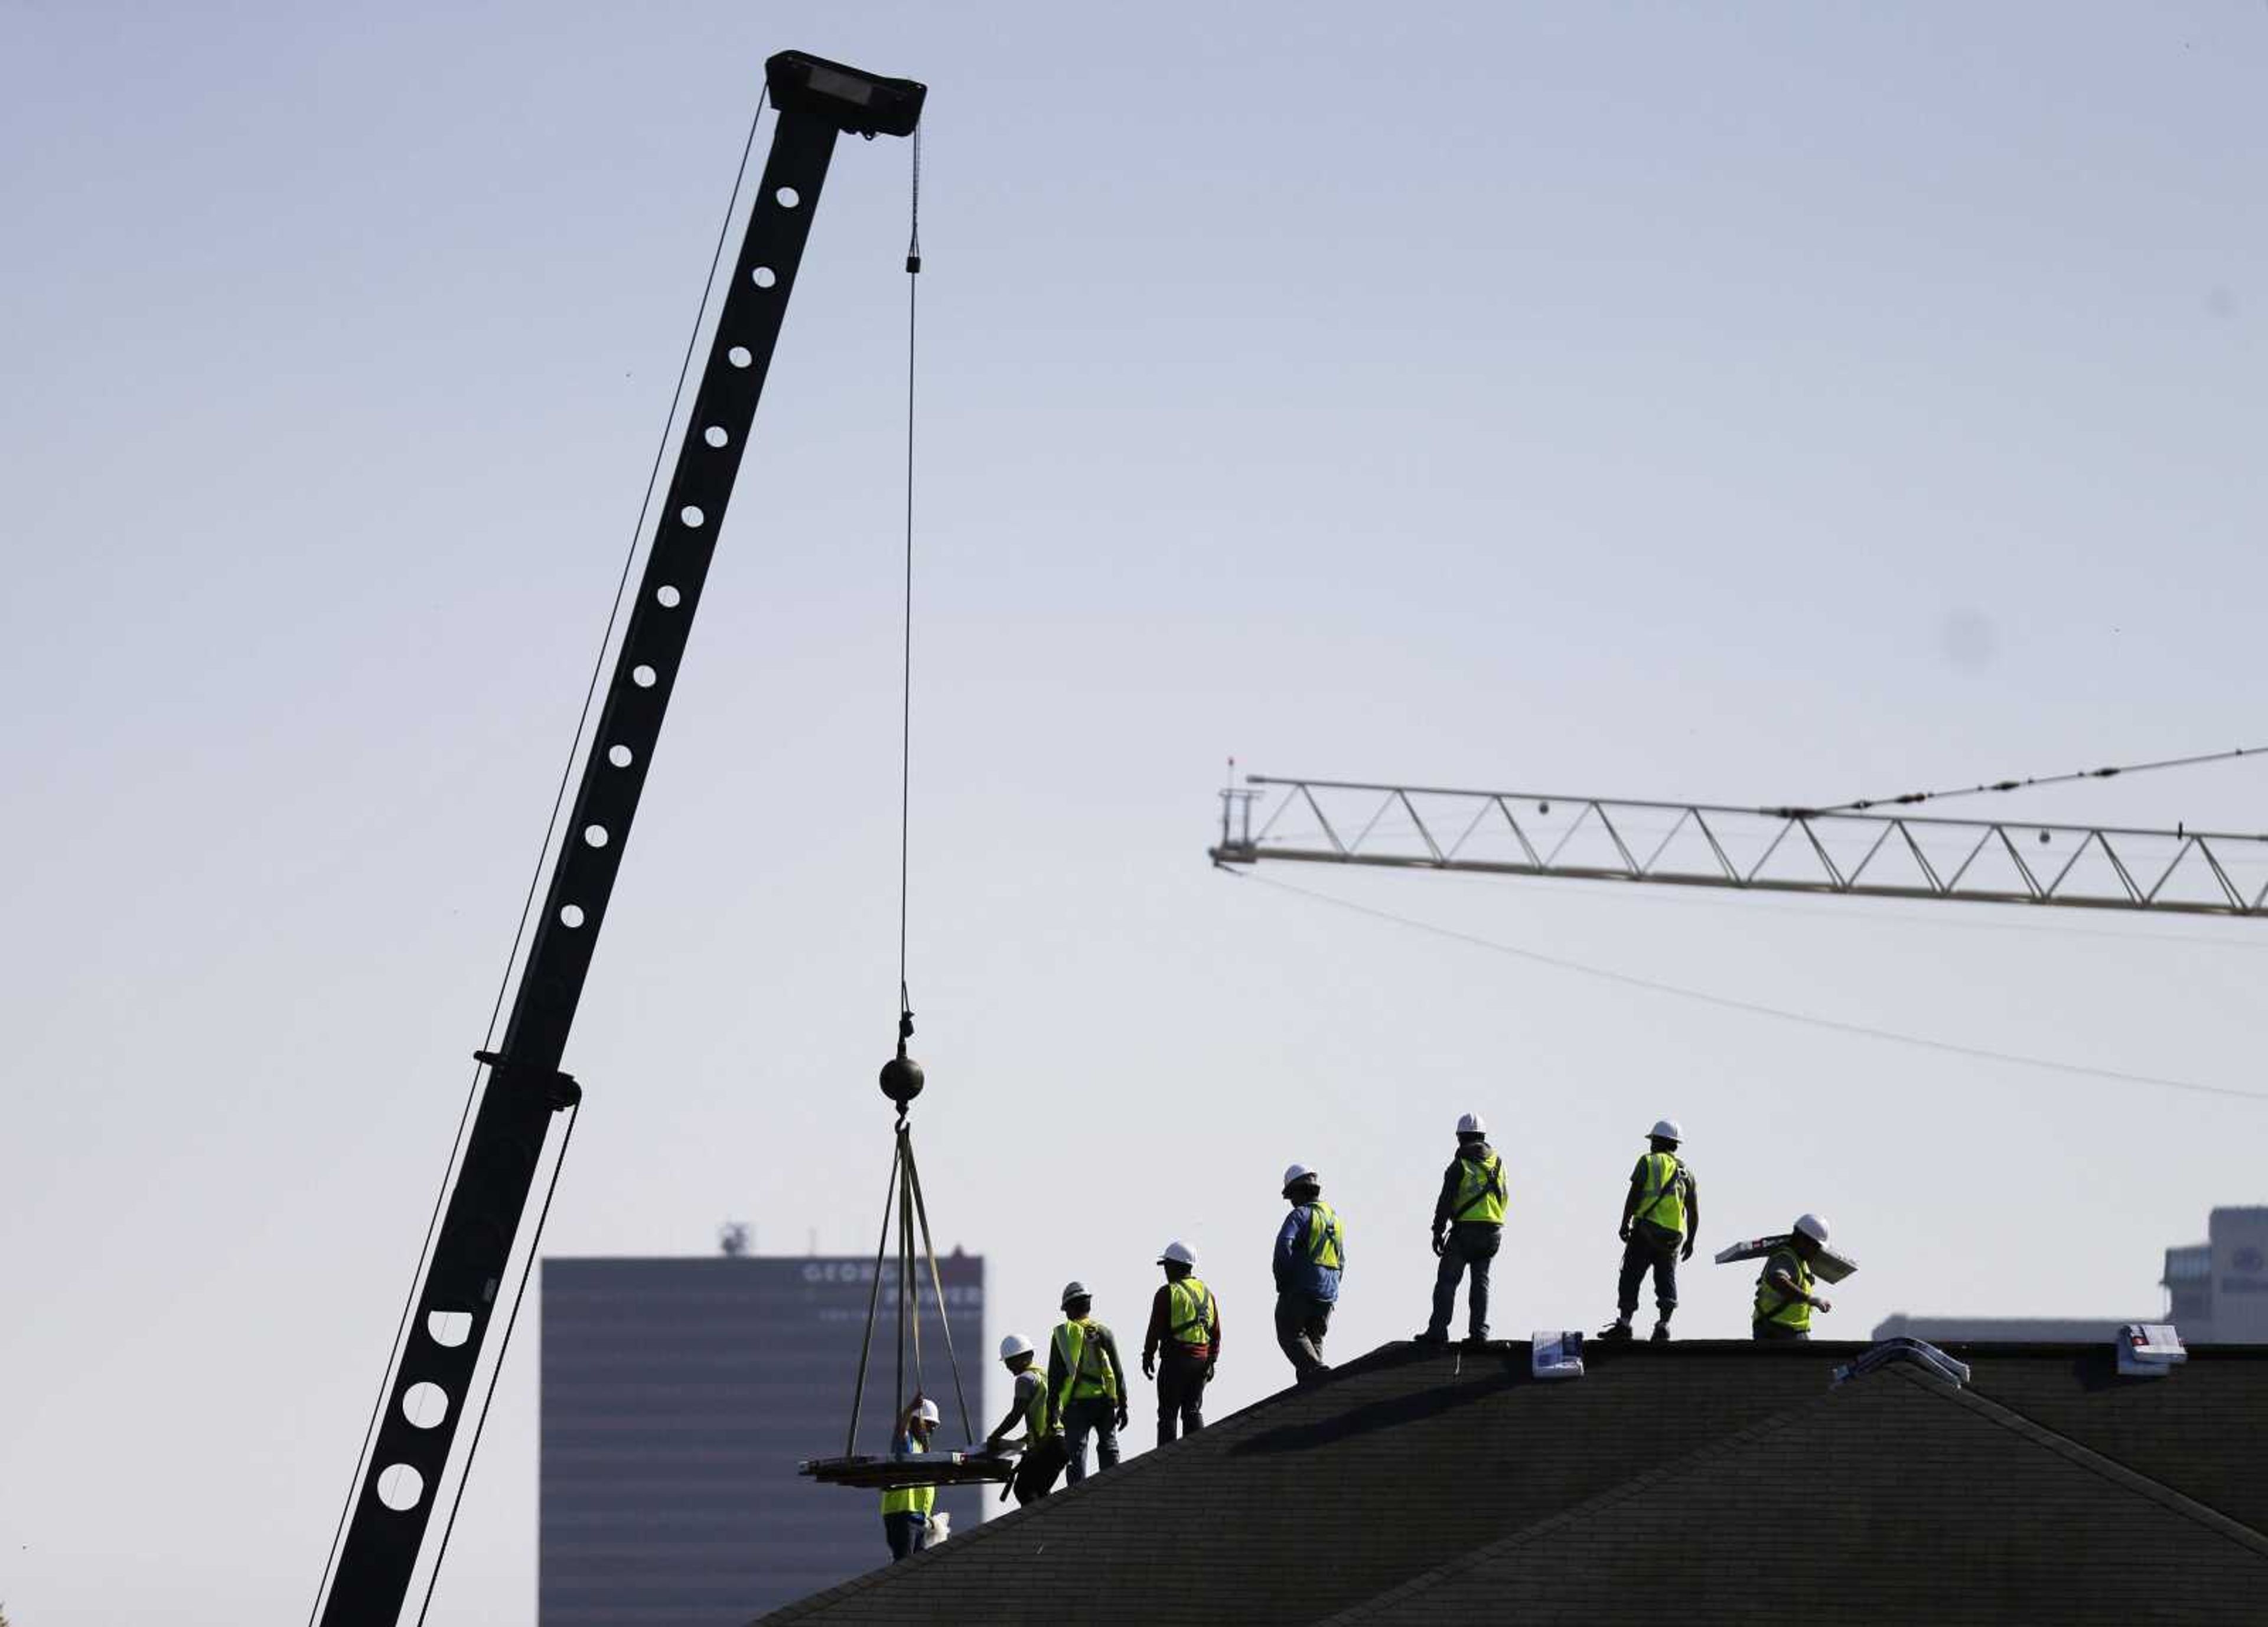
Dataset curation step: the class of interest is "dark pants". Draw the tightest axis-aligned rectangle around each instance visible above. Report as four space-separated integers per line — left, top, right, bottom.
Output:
1617 1227 1681 1322
1156 1352 1211 1445
1012 1433 1065 1505
1275 1291 1334 1378
882 1510 925 1561
1427 1221 1502 1339
1753 1320 1808 1342
1061 1395 1119 1483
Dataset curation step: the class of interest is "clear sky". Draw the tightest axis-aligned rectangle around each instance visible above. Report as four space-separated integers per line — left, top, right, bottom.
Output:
5 3 2266 1622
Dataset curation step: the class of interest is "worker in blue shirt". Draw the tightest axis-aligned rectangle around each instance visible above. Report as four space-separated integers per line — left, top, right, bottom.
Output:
1273 1162 1344 1383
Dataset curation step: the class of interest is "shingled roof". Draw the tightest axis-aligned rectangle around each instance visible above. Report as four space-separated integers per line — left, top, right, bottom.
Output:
754 1339 2268 1625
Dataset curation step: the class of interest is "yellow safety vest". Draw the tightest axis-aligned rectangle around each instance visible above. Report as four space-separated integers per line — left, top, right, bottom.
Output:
1451 1152 1508 1225
1054 1316 1119 1411
1753 1247 1813 1331
1166 1276 1216 1348
1632 1152 1686 1237
1302 1201 1345 1270
1021 1366 1051 1439
879 1432 937 1518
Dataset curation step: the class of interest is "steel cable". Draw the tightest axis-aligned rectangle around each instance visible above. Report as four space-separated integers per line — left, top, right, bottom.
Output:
1804 742 2268 816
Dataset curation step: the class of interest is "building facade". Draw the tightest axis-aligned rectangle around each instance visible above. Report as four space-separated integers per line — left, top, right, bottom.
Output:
1873 1204 2268 1345
2162 1205 2268 1341
540 1252 986 1626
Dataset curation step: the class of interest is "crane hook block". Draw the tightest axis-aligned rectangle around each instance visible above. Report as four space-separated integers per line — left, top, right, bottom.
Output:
878 1052 926 1108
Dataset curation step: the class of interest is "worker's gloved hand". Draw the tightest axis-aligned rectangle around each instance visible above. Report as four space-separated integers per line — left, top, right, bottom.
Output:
1142 1354 1156 1380
1430 1231 1446 1257
1814 1296 1833 1315
1618 1222 1632 1243
1680 1241 1695 1263
1114 1402 1129 1430
1204 1362 1217 1383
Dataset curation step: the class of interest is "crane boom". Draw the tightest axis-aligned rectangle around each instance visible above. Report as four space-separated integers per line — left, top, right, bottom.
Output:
315 53 923 1626
1211 774 2268 919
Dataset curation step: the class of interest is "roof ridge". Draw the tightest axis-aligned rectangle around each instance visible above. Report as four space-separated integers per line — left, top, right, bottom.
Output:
1884 1364 2268 1558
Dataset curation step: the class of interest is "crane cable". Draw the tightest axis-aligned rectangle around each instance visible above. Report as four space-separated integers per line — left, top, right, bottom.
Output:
840 119 977 1460
306 86 773 1627
1226 867 2268 1105
897 119 921 1041
1796 742 2268 817
891 116 973 1447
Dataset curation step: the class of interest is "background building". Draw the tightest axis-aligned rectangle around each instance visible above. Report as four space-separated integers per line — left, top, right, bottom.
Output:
2162 1206 2268 1341
1874 1204 2267 1344
541 1250 986 1626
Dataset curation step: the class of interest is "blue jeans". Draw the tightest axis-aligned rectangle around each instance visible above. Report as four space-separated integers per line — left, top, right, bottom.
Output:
1061 1395 1120 1483
882 1509 926 1560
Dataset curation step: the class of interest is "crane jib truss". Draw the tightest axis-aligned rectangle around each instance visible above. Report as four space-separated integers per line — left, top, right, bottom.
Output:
1211 774 2268 920
316 54 924 1627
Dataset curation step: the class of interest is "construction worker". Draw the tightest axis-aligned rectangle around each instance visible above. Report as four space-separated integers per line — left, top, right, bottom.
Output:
1048 1281 1129 1483
1274 1163 1344 1383
1753 1212 1834 1342
1141 1240 1220 1446
1603 1119 1700 1343
1418 1112 1507 1346
879 1394 939 1561
985 1332 1063 1505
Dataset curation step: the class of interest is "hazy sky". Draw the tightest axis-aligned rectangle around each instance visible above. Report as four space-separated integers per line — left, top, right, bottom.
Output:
6 4 2267 1622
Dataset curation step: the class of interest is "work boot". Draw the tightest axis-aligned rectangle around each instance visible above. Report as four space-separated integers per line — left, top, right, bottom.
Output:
1649 1320 1671 1344
1597 1319 1634 1343
1413 1329 1449 1346
1461 1334 1488 1349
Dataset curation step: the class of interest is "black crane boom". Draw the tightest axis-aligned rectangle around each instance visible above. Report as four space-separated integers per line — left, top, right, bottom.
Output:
316 52 924 1626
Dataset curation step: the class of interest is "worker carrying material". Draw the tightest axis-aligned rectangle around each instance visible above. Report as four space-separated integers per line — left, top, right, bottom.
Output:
1601 1118 1699 1343
879 1395 940 1561
1141 1240 1221 1446
1048 1282 1129 1484
1274 1163 1344 1383
1752 1213 1835 1341
1418 1112 1507 1346
985 1333 1064 1506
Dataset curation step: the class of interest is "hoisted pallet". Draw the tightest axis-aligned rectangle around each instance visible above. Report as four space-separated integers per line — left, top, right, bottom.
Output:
799 1020 1011 1492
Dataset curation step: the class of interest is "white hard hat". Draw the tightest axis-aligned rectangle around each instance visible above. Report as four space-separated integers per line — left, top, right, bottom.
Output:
915 1397 941 1424
1060 1280 1091 1309
1793 1212 1830 1244
1282 1162 1317 1189
1650 1119 1683 1143
998 1333 1034 1361
1156 1240 1197 1269
1456 1112 1487 1136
